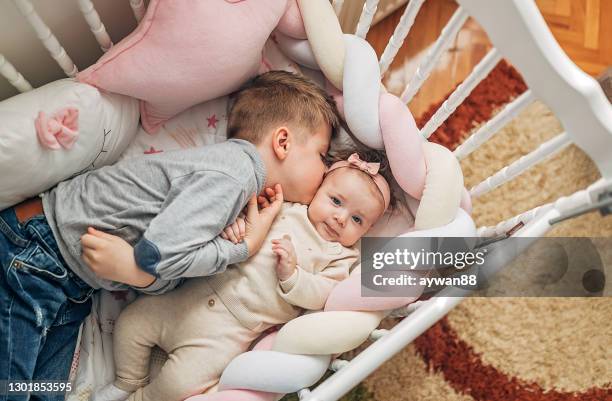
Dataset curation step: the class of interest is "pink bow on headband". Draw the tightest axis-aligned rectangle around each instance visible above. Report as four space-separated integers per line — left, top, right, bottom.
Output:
326 152 391 212
347 153 380 175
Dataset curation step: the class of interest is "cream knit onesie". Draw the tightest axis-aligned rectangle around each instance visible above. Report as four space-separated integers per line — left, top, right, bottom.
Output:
112 203 359 401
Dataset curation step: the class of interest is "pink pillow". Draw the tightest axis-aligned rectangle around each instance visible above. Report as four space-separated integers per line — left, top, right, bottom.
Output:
78 0 289 133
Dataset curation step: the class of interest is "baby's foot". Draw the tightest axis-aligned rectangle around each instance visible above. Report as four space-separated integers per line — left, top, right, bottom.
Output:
90 384 131 401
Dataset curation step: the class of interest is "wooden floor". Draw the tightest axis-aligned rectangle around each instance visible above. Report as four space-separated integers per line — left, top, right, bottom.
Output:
536 0 612 76
365 0 611 118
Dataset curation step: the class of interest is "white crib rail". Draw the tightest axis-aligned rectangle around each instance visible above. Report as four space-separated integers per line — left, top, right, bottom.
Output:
378 0 426 76
477 179 607 237
12 0 78 77
388 299 429 318
354 0 380 39
454 90 536 160
78 0 113 52
420 48 502 139
0 53 32 92
400 7 468 104
458 0 612 181
329 359 351 372
470 131 572 197
477 203 553 238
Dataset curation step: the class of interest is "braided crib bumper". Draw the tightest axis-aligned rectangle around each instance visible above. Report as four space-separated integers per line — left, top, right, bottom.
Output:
187 1 476 400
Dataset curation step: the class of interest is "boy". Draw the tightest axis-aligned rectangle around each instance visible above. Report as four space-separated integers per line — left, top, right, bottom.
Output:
0 71 338 400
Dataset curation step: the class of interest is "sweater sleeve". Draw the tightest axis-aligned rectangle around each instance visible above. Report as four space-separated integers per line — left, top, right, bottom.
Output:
134 170 249 280
135 277 184 295
277 253 356 310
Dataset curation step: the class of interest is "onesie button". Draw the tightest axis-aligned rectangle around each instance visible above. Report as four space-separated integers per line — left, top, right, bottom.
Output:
326 242 342 255
208 299 215 307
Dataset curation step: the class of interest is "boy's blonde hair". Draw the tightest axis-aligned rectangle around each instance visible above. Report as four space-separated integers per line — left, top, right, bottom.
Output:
227 71 340 144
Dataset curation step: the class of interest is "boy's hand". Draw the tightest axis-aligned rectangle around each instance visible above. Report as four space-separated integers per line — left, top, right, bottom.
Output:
272 234 297 281
243 184 284 256
220 215 246 244
81 227 155 288
222 185 281 244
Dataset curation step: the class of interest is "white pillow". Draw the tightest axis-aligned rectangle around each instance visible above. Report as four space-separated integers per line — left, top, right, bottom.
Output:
0 79 139 209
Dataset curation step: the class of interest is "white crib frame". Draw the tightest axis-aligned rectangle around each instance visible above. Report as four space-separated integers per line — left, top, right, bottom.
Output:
2 1 611 400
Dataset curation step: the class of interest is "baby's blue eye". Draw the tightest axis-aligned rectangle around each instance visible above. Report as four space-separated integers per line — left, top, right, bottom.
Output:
352 216 362 224
331 196 341 205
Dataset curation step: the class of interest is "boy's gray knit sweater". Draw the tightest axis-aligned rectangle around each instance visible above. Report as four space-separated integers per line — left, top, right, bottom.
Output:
42 139 266 295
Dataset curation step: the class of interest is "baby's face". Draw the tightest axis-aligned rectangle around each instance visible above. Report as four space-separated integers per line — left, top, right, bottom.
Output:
307 168 384 247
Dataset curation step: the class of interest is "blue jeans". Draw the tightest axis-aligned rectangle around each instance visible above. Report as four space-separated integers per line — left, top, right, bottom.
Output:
0 208 94 401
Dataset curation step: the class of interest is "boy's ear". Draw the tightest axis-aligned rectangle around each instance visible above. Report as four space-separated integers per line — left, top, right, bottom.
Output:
272 127 291 161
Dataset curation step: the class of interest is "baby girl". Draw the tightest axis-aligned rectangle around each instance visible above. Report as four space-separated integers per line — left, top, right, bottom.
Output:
93 151 393 401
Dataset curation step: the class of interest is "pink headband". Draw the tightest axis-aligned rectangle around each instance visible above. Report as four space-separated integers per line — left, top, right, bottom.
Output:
326 153 391 212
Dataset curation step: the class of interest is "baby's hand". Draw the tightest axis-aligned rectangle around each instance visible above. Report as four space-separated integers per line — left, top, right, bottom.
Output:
272 234 297 281
220 215 246 244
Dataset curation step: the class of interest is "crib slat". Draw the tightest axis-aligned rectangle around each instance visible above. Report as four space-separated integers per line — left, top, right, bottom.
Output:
400 7 468 104
420 48 501 139
0 53 33 92
330 359 350 371
355 0 380 39
477 203 554 238
379 0 426 76
332 0 344 17
78 0 113 52
477 184 595 237
12 0 78 77
129 0 146 23
298 389 312 400
454 90 536 160
369 329 390 341
388 299 428 317
470 132 572 198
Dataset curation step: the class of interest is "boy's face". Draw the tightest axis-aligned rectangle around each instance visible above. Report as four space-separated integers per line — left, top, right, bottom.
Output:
282 122 331 204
